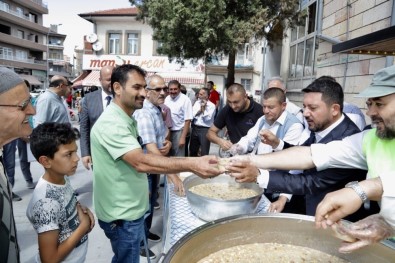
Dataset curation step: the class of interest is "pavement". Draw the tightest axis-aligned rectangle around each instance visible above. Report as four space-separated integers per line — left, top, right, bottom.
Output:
12 120 220 263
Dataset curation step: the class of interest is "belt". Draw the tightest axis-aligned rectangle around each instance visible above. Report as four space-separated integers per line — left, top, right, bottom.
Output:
192 125 209 129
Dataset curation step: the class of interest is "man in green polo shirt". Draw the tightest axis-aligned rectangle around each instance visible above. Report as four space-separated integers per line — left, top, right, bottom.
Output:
91 64 221 263
226 65 395 253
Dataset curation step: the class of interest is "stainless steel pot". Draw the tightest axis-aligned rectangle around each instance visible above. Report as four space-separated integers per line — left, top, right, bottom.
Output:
184 174 264 221
162 214 395 263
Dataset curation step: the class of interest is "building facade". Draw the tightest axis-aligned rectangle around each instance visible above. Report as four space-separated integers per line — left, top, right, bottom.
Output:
47 24 72 79
0 0 49 89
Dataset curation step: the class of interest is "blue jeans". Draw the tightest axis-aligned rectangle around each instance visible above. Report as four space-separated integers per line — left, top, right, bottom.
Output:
145 174 158 236
99 217 144 263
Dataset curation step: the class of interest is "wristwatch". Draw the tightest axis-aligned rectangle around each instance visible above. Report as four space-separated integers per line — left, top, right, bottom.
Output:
345 181 368 202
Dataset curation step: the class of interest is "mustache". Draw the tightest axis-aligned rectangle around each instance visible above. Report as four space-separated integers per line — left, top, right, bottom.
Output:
136 96 145 100
371 117 383 123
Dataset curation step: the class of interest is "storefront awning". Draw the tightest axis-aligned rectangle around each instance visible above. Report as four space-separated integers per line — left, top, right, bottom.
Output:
332 25 395 56
82 70 100 87
157 72 205 85
72 71 90 88
19 74 43 86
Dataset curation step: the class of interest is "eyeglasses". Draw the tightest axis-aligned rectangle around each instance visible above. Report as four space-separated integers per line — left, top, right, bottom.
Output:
147 87 169 93
0 96 32 111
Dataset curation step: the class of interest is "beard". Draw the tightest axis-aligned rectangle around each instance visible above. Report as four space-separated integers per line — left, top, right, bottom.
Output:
372 117 395 139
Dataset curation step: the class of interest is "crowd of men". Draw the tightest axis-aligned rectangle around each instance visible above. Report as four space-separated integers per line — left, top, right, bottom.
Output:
1 63 394 263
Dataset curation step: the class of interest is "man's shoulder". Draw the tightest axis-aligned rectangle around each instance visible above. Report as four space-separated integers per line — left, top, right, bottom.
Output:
85 90 102 100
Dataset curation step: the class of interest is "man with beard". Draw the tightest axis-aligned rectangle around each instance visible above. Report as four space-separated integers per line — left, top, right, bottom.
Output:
91 65 220 262
227 65 395 253
207 83 263 151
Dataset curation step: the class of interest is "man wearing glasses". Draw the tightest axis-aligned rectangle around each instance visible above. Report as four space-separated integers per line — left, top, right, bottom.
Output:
0 66 36 263
33 75 73 127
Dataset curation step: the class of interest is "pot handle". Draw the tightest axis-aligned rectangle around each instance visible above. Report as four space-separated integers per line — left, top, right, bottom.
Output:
157 252 166 263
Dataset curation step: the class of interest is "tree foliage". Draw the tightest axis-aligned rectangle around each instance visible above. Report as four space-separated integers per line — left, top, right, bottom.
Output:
130 0 304 86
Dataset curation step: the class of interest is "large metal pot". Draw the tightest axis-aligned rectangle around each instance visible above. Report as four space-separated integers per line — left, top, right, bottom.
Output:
162 214 395 263
184 174 264 221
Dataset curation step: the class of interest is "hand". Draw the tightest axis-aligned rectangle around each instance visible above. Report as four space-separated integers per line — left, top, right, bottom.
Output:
268 196 287 213
76 203 92 233
167 174 185 196
229 144 244 156
82 156 92 170
190 155 222 179
315 188 363 229
259 129 280 148
220 139 233 151
335 214 395 253
78 203 95 231
178 136 186 148
227 158 259 183
159 140 172 156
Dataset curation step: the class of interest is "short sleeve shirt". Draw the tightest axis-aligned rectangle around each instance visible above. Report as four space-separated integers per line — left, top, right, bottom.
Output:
33 90 70 127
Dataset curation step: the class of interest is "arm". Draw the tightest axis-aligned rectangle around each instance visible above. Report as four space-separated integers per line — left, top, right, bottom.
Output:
38 204 92 263
122 148 221 178
178 119 191 148
79 97 91 170
206 125 233 151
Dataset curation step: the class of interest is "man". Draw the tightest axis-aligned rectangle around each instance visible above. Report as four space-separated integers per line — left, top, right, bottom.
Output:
189 88 216 156
267 76 304 123
230 88 303 208
230 79 377 219
133 74 183 259
207 81 220 117
0 66 36 263
206 83 263 151
228 65 395 252
164 80 193 157
80 65 114 169
33 75 72 127
91 64 220 262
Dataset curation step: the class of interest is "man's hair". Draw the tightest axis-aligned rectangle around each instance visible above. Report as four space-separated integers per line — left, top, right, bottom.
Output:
180 85 187 94
316 75 337 82
168 79 181 89
49 78 65 88
111 64 146 95
200 87 209 97
226 83 246 96
263 87 286 103
267 76 285 90
30 123 80 160
146 74 164 89
302 78 344 111
207 81 214 85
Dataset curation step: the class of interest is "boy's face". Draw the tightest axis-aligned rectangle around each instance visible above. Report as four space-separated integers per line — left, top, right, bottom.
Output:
48 141 80 176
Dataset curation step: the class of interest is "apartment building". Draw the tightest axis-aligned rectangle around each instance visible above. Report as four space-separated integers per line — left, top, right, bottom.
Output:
0 0 49 89
48 24 72 79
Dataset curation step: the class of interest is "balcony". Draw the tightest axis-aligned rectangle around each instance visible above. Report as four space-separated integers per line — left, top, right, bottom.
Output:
12 0 48 14
0 53 47 70
0 32 47 52
0 5 49 34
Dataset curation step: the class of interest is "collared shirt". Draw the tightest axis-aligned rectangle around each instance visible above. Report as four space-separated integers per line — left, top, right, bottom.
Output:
164 93 193 131
238 111 303 154
91 103 149 222
101 89 112 109
133 100 167 150
192 99 216 128
33 89 70 127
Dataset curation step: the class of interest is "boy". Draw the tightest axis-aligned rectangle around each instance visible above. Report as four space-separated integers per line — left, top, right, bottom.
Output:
26 123 94 263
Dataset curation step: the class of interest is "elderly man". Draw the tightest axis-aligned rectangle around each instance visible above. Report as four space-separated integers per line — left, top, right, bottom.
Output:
189 88 216 156
33 75 73 126
207 83 263 151
228 65 395 253
91 64 220 262
80 65 115 170
0 67 36 263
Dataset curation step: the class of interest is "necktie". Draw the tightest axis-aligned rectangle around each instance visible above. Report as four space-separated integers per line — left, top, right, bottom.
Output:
308 131 316 145
105 96 112 106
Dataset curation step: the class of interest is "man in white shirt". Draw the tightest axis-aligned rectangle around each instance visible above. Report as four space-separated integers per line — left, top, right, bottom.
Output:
189 88 216 156
164 80 193 157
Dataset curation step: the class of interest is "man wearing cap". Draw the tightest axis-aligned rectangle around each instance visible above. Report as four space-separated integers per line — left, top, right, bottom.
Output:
33 75 73 126
0 66 36 263
227 65 395 252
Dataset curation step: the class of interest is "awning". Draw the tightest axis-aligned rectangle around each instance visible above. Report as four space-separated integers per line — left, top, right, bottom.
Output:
19 74 43 86
82 70 100 86
72 71 90 88
157 72 205 85
332 25 395 55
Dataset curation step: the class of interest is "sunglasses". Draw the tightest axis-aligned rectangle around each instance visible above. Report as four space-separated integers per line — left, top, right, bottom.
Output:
147 87 169 93
0 96 32 111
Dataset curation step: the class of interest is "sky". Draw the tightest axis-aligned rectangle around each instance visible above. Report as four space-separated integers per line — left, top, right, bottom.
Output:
43 0 131 59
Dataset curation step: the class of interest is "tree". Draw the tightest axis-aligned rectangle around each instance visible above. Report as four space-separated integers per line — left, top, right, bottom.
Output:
130 0 304 87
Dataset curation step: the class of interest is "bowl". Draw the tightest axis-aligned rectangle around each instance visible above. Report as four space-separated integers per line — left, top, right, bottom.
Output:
183 174 264 221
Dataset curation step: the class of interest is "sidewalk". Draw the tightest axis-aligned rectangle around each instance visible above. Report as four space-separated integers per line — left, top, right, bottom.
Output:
12 124 220 262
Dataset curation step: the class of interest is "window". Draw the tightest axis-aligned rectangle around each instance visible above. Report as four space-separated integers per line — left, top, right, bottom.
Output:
16 7 23 17
15 50 28 61
17 30 24 39
288 1 317 79
153 41 164 55
0 46 13 59
0 1 9 11
236 44 253 66
127 33 139 55
108 33 121 54
241 78 251 91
